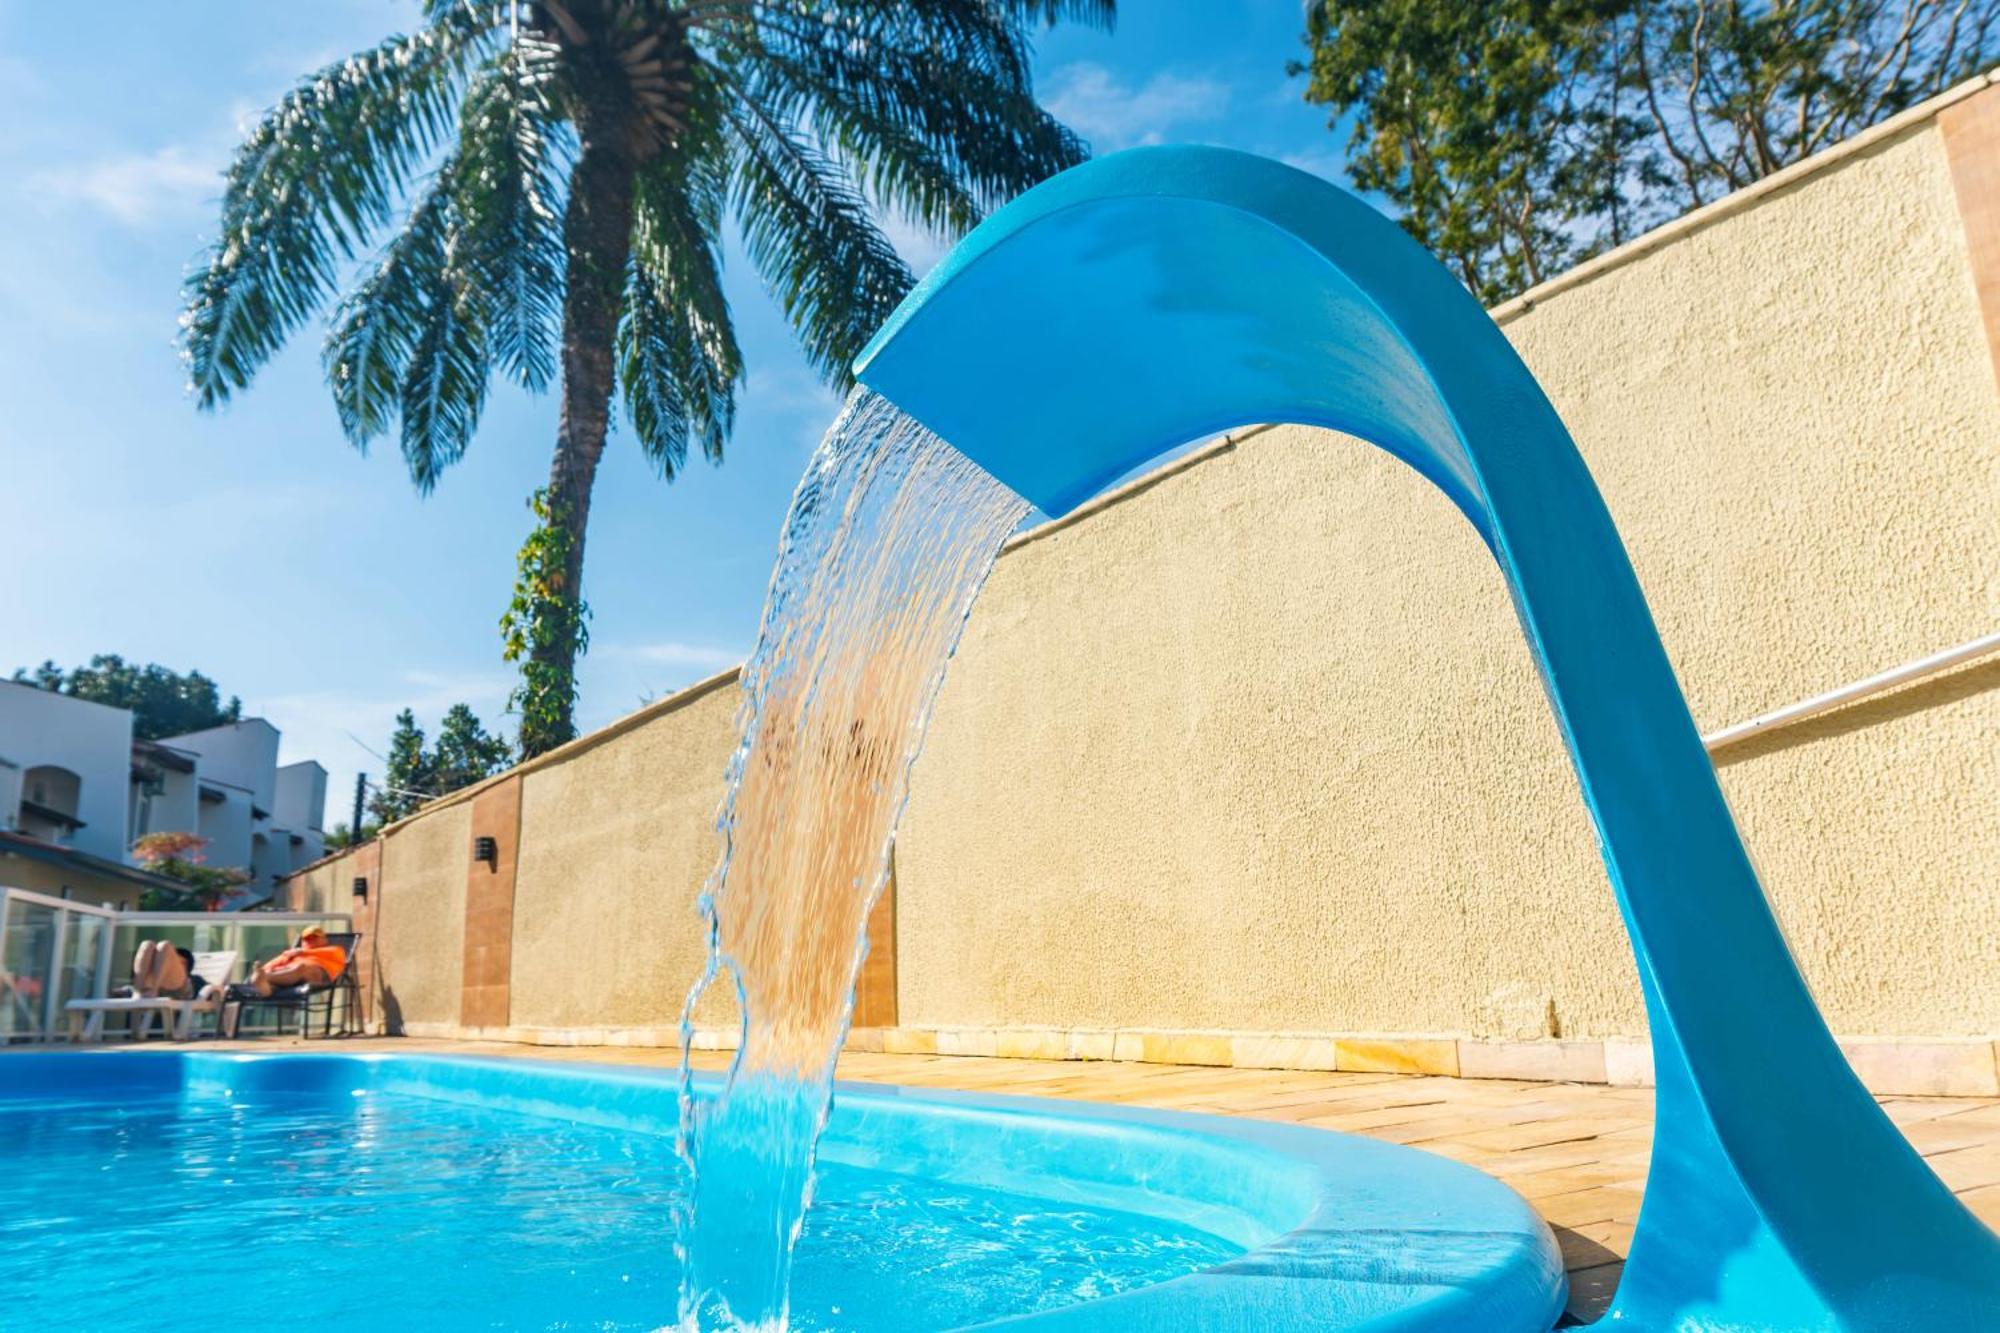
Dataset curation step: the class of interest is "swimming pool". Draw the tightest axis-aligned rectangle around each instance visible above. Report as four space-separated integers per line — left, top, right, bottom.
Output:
0 1052 1564 1330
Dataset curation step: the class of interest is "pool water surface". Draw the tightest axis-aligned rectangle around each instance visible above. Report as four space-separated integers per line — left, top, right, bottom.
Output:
0 1082 1238 1330
0 1052 1568 1332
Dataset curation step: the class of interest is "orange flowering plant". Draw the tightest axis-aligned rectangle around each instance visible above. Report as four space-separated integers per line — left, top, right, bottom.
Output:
132 832 250 911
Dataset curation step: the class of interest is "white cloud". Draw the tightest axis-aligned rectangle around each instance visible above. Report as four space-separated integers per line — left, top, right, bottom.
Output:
1044 63 1230 151
745 364 841 415
30 144 220 225
229 98 268 137
875 208 951 277
1279 147 1347 183
627 641 744 672
742 364 845 452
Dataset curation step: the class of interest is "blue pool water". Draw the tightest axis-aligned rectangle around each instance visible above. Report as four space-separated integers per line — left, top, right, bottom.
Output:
0 1083 1232 1330
0 1053 1567 1331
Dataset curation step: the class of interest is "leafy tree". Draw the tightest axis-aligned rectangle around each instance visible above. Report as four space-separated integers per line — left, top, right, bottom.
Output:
181 0 1112 756
132 832 252 911
366 703 513 824
433 702 515 793
12 655 242 741
368 709 435 825
324 820 383 851
1297 0 1999 304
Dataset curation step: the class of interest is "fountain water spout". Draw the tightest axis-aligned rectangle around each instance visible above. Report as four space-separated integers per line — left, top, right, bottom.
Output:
854 145 2000 1329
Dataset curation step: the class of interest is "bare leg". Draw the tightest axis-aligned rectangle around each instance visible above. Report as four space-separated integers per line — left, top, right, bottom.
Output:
156 948 189 999
132 941 164 997
248 963 329 997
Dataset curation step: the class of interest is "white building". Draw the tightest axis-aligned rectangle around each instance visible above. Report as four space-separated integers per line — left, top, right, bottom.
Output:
0 683 133 862
0 682 328 907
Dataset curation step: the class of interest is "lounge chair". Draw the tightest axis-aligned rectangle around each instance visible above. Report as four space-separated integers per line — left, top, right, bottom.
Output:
221 932 362 1039
64 949 239 1042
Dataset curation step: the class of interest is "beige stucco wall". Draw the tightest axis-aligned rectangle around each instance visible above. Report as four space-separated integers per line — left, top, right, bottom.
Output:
276 93 2000 1056
509 678 739 1032
896 114 2000 1042
373 802 471 1031
281 858 346 914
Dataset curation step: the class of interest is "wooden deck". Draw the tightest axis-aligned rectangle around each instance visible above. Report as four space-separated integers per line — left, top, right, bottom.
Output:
68 1038 2000 1323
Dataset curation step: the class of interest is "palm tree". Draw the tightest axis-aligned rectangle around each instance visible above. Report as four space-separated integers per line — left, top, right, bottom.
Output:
182 0 1111 754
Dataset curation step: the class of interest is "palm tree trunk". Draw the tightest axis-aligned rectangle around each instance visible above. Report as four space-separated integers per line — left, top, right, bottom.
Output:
526 82 639 755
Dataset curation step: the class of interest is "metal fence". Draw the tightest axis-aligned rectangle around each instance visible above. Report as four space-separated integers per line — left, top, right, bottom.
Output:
0 887 351 1043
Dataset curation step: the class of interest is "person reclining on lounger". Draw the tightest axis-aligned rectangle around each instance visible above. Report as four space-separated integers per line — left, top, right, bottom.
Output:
218 928 348 1039
117 941 219 1001
242 926 346 996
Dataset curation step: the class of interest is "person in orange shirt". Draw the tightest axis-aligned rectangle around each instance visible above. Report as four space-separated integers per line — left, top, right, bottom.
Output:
244 926 346 996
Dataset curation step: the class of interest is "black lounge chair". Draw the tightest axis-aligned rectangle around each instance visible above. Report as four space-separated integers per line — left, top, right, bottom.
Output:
221 932 362 1039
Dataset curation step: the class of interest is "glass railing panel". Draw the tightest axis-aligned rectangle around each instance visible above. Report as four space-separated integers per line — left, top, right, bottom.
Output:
5 906 349 1042
53 913 107 1026
0 895 58 1041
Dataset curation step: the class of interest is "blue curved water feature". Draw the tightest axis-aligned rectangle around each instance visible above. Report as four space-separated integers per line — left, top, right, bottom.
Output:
854 144 2000 1329
0 1051 1562 1330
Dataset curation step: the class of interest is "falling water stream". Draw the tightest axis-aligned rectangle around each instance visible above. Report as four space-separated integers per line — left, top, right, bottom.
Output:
675 390 1031 1330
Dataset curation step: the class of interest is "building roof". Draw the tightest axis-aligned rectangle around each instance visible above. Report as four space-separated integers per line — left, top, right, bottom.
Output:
0 830 185 893
159 716 280 746
197 777 271 820
0 678 133 717
132 738 197 774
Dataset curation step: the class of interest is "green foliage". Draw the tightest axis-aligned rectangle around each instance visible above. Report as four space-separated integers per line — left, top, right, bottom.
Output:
371 708 433 825
181 13 491 408
366 702 514 825
132 832 251 911
182 0 1112 744
621 150 740 478
187 0 1110 472
11 655 241 741
323 820 383 851
433 702 516 792
322 45 565 487
501 489 590 757
1297 0 1999 304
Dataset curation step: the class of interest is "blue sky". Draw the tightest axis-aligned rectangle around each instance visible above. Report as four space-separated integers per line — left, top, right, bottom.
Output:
0 2 1347 827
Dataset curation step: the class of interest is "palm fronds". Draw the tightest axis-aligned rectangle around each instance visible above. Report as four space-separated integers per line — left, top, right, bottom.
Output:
622 148 742 475
323 52 567 490
453 49 567 392
182 13 498 406
185 0 1111 754
724 92 914 384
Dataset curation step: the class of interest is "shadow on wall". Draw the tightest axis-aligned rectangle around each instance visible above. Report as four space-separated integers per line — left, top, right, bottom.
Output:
377 984 405 1035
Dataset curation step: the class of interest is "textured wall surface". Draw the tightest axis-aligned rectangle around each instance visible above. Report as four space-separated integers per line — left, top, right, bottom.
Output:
509 678 740 1032
373 801 471 1032
899 424 1624 1036
277 101 1999 1050
282 860 342 914
896 116 2000 1041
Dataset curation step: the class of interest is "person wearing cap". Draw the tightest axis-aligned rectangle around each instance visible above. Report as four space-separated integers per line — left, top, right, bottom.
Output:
242 926 347 997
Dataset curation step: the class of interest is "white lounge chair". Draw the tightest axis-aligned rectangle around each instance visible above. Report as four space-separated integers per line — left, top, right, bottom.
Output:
65 949 239 1043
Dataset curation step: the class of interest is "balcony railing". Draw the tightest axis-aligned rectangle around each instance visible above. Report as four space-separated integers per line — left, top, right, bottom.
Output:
0 886 351 1043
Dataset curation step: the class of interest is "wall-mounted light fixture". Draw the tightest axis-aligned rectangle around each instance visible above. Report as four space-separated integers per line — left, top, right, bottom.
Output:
473 835 499 869
351 876 369 901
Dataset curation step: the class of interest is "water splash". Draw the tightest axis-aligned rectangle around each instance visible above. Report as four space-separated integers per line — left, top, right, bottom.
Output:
675 390 1030 1330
